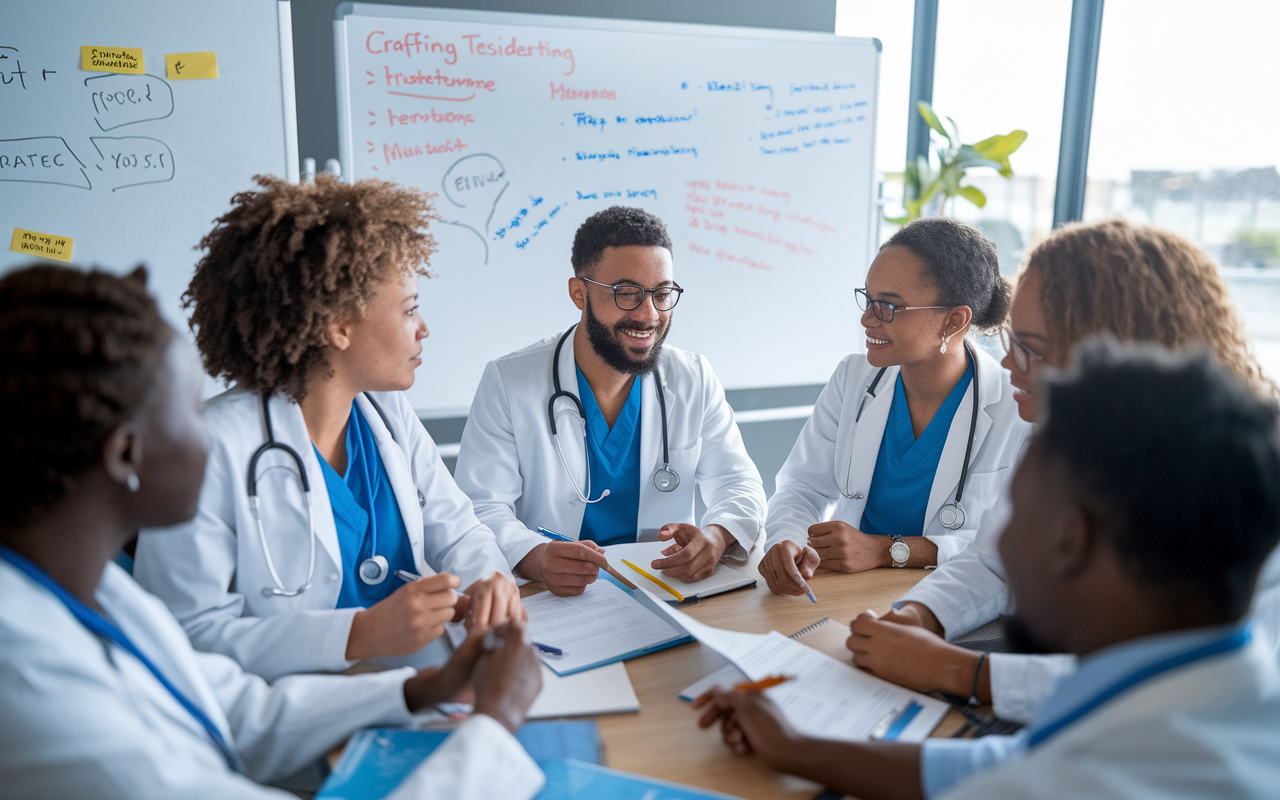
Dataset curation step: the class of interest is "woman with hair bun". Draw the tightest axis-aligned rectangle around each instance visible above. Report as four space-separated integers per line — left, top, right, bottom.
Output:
134 175 522 682
761 217 1031 593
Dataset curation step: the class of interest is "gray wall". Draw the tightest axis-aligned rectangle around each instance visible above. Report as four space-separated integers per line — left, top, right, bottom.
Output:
288 0 838 498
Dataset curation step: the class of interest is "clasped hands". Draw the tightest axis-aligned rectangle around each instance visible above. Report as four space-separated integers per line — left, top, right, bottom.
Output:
759 520 892 595
518 523 735 596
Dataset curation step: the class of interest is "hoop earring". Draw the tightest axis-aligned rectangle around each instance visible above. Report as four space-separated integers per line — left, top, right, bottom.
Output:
126 472 141 493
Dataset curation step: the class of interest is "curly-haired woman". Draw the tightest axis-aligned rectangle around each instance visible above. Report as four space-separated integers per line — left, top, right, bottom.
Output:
847 218 1280 725
134 176 523 681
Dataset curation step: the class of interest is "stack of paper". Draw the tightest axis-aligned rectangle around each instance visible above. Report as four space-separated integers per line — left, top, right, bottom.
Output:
647 597 947 743
601 541 756 601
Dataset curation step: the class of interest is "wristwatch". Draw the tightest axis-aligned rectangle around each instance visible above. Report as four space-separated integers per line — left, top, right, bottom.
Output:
889 535 910 568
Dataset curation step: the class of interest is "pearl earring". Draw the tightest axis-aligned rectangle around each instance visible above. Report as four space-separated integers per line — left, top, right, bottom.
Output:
126 472 140 493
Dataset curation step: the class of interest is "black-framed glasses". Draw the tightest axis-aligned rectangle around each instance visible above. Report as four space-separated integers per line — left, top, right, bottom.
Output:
999 326 1044 374
579 277 683 311
854 288 948 323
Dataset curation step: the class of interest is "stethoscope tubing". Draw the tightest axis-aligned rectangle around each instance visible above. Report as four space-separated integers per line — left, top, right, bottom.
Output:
548 325 678 502
842 342 979 529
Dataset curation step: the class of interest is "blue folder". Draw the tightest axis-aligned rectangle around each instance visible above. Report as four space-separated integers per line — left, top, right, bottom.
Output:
318 721 601 800
536 759 744 799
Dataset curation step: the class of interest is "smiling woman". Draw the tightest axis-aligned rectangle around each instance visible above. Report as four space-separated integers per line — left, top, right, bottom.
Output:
133 175 525 683
760 216 1030 594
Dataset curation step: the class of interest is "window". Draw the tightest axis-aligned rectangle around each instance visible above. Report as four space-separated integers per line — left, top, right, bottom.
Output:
930 0 1073 274
1084 0 1280 378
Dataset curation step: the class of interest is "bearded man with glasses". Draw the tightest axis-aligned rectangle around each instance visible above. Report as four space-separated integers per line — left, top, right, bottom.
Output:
455 206 766 597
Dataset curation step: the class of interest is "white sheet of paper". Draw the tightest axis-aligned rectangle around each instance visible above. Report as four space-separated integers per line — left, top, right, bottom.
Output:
602 541 756 599
643 591 946 743
523 579 687 674
442 623 639 718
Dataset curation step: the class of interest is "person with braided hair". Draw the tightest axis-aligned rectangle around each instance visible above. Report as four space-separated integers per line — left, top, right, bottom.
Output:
134 175 522 682
0 264 545 800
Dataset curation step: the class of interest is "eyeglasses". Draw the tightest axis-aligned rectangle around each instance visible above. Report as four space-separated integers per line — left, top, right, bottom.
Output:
999 326 1044 374
579 277 683 311
854 288 948 323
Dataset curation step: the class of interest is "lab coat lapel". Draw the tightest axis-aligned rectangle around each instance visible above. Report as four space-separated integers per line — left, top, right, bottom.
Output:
270 395 344 576
924 345 997 525
636 368 666 539
355 394 434 577
554 330 589 537
842 365 895 510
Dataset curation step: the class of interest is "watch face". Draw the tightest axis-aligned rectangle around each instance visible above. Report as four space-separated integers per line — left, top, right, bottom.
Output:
890 541 910 564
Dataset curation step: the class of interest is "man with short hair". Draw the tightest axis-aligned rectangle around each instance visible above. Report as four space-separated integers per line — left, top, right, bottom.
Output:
456 207 766 596
693 340 1280 799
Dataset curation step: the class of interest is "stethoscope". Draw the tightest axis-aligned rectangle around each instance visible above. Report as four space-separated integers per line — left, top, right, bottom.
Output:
247 393 396 597
547 325 679 504
842 341 979 531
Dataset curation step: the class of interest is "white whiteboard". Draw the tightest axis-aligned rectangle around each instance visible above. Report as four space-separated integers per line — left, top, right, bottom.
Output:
0 0 298 352
336 4 879 416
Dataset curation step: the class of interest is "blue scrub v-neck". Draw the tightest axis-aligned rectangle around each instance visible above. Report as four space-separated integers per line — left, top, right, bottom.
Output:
313 402 417 608
576 366 643 546
860 355 974 537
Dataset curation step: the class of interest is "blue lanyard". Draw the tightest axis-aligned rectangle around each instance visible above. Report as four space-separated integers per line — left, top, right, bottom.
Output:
1028 625 1252 748
0 544 243 773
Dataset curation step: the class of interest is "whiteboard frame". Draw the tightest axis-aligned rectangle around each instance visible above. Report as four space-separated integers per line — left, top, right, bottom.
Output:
332 2 881 417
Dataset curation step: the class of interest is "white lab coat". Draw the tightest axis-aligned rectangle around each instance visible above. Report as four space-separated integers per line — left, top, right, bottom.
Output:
941 636 1280 799
135 389 512 681
454 333 767 571
0 560 543 800
986 547 1280 724
765 344 1030 563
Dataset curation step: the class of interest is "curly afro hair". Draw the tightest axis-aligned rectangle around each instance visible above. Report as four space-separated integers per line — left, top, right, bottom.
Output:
1023 218 1272 397
0 264 170 528
570 206 672 276
185 174 437 402
881 217 1011 334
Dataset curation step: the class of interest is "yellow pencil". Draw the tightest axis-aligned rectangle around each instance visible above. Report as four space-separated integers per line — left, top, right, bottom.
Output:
734 675 792 692
621 558 685 602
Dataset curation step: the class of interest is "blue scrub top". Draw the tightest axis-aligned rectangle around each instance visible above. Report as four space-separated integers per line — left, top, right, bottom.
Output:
576 366 643 546
860 356 974 538
313 402 417 609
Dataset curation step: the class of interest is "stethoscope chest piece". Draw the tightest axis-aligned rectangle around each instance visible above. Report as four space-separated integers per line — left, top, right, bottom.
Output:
359 555 389 585
654 466 679 492
938 502 965 530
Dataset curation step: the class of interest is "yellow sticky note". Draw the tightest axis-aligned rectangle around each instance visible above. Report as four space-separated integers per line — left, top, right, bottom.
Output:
10 228 75 263
166 51 219 80
81 46 145 75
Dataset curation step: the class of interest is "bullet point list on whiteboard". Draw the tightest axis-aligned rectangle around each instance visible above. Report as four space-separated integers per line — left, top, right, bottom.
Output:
10 228 75 262
165 52 219 80
81 46 144 74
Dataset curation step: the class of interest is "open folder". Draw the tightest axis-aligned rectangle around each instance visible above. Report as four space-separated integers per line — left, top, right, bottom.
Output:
523 574 693 676
601 541 756 601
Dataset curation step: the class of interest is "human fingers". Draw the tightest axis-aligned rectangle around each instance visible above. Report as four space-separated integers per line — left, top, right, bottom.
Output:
465 579 495 632
799 546 820 579
651 537 702 572
554 541 611 569
451 592 472 624
416 572 463 594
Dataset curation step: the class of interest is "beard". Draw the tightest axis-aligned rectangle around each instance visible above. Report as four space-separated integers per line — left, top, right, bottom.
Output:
584 293 672 376
999 613 1055 655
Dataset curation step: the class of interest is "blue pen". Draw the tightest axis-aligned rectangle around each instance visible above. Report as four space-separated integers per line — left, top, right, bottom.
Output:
536 526 574 542
532 641 564 656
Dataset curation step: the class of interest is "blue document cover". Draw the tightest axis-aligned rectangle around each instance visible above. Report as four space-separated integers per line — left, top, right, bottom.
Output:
536 760 744 799
318 721 601 800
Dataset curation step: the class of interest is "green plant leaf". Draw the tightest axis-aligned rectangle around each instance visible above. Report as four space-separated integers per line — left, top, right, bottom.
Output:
917 101 952 144
884 213 911 225
953 145 1006 172
957 185 987 208
972 130 1028 160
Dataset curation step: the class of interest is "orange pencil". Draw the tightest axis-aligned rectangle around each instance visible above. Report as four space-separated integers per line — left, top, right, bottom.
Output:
734 675 793 692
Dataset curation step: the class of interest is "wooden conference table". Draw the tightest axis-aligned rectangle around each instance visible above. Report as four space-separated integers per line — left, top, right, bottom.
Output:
521 559 964 800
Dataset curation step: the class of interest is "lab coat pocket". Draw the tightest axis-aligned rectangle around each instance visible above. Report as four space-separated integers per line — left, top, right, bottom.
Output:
666 437 703 469
954 466 1013 525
